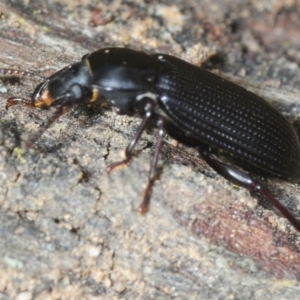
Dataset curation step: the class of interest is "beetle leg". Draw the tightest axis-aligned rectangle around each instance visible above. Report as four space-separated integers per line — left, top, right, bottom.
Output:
106 113 151 173
199 146 300 232
106 101 155 173
139 118 166 214
24 105 67 150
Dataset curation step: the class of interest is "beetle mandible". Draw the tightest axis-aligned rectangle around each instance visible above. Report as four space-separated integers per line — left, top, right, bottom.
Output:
2 47 300 231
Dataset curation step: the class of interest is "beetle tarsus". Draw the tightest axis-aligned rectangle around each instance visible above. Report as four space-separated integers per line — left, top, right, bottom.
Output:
139 178 155 214
106 158 132 173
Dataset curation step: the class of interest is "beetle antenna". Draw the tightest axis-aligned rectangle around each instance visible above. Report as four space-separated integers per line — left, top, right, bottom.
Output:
6 96 34 110
0 68 45 81
24 105 67 150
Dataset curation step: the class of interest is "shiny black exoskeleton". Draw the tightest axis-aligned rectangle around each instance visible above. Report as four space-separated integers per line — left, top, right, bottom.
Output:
3 47 300 231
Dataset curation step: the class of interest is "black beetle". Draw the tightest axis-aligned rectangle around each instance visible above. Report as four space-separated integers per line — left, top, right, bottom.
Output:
2 47 300 231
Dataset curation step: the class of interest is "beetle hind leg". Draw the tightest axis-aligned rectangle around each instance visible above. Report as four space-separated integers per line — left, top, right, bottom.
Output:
198 146 300 232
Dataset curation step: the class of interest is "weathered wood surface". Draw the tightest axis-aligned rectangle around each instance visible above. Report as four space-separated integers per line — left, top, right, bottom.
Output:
0 1 300 299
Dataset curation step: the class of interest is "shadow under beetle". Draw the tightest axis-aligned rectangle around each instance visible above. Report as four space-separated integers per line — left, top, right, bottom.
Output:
1 47 300 232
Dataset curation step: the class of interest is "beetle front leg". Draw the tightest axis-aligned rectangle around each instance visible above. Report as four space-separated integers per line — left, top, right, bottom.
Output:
24 105 67 150
106 100 156 173
106 114 150 173
199 146 300 232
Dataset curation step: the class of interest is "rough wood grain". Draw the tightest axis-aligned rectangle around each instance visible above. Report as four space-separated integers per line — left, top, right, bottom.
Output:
1 0 300 299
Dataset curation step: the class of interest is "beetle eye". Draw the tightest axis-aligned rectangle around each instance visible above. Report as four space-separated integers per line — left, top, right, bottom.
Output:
70 84 82 100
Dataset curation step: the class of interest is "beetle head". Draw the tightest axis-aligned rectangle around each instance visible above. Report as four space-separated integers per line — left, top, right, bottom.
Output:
32 61 96 108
